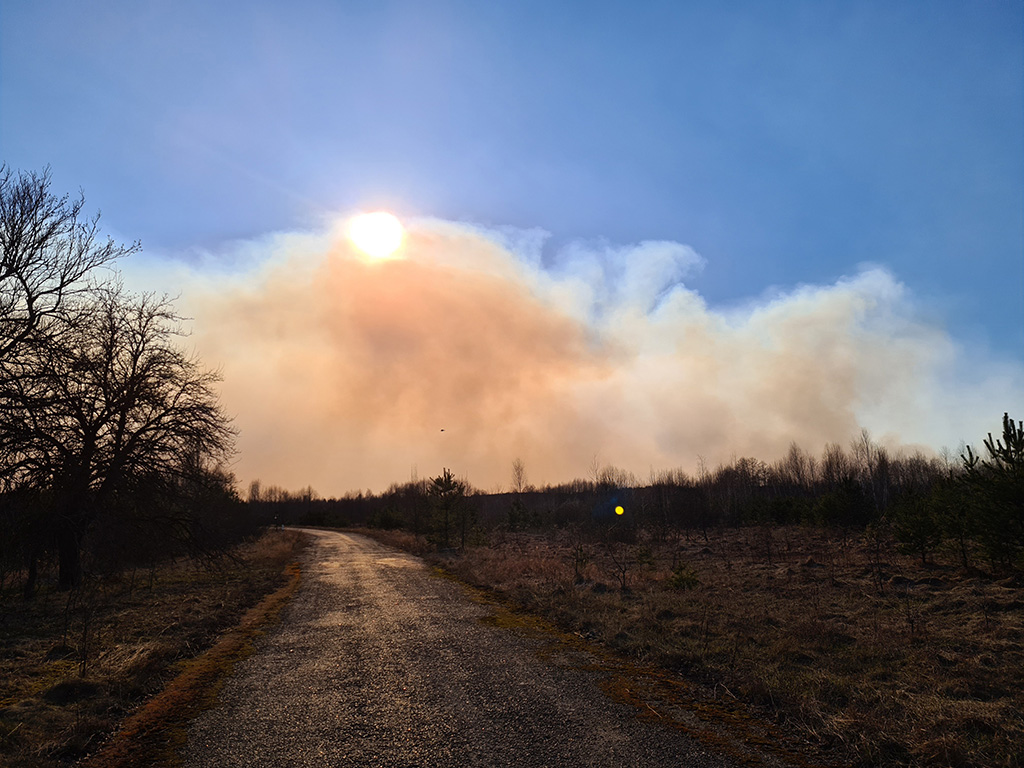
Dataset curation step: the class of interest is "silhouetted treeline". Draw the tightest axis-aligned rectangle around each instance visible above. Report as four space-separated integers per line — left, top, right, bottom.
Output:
0 167 253 600
259 415 1024 572
246 474 474 549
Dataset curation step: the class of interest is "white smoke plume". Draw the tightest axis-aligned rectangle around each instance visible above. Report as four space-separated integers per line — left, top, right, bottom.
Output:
134 217 1023 496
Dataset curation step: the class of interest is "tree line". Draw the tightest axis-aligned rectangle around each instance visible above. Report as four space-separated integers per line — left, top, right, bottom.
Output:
260 417 1024 572
247 468 476 551
0 166 245 599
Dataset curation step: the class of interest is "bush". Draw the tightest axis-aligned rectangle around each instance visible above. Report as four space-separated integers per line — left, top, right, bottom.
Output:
668 564 699 590
891 492 944 565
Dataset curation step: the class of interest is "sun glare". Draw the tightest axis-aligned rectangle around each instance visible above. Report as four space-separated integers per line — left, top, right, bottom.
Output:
348 212 405 259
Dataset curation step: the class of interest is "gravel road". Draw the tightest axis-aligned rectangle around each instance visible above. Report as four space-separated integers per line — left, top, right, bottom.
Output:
182 529 738 767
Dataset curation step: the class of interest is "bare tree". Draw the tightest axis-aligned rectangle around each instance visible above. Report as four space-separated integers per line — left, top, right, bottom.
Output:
821 442 853 490
777 442 812 489
0 288 234 591
0 166 137 362
511 457 527 495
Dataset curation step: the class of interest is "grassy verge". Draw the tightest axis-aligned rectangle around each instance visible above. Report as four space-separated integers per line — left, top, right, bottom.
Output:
0 528 307 768
364 526 1023 768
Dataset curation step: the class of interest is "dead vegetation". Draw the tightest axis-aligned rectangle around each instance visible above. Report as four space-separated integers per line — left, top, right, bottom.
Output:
0 528 306 768
372 525 1024 767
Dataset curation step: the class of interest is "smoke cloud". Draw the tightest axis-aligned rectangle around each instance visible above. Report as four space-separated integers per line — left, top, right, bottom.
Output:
141 217 1022 496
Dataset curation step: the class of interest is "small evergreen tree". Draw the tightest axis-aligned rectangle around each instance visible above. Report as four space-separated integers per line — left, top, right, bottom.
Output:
429 468 467 549
507 497 527 531
891 492 944 565
961 413 1024 570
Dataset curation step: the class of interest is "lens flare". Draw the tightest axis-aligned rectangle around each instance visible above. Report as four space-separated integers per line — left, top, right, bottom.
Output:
348 212 405 259
615 505 624 516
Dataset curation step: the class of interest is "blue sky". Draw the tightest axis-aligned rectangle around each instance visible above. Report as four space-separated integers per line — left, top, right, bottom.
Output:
3 0 1021 353
1 1 1021 491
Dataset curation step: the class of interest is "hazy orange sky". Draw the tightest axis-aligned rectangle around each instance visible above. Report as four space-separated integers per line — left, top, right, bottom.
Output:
130 216 1022 497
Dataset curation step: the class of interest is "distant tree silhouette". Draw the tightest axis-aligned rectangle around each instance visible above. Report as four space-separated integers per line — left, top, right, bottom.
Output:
507 458 529 531
511 458 527 494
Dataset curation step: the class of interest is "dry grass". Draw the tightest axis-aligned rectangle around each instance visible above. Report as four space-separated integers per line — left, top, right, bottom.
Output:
381 526 1023 767
81 560 302 768
359 528 434 556
0 528 307 768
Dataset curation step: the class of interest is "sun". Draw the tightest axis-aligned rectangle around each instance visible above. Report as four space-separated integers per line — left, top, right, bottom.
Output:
348 212 405 259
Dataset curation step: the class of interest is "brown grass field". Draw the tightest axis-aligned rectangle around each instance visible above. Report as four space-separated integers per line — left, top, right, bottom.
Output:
0 529 306 768
5 523 1018 767
369 525 1024 768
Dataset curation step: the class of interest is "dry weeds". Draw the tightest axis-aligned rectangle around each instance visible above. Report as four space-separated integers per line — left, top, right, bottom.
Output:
0 528 307 768
378 526 1023 767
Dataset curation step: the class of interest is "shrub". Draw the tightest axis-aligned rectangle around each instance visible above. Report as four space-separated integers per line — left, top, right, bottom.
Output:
668 564 699 590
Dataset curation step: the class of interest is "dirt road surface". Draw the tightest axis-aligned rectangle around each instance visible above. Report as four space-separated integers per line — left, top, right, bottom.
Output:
182 529 741 767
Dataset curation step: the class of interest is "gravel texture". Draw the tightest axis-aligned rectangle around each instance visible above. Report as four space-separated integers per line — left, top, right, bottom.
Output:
182 529 737 767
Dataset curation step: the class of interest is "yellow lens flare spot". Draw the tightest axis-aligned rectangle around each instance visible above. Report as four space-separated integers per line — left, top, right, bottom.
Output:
348 212 405 259
615 505 625 516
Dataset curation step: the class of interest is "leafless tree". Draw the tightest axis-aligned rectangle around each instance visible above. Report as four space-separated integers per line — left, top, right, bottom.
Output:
0 165 137 362
511 457 527 495
821 442 853 490
0 288 234 591
776 442 812 489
